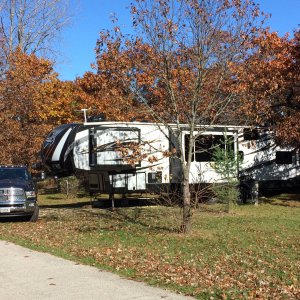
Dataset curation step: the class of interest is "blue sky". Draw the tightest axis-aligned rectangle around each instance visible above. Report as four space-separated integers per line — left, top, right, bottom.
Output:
56 0 300 81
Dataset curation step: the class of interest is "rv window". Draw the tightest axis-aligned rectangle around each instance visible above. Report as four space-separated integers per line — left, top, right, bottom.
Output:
185 134 234 162
238 151 244 162
276 151 293 164
195 135 233 162
243 128 259 141
195 136 215 162
148 172 162 184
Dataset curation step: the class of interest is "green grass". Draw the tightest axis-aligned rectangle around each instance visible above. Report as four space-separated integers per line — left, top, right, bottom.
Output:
0 193 299 299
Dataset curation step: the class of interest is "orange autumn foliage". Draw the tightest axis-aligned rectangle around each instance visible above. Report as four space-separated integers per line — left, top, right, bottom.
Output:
0 50 82 167
234 29 300 146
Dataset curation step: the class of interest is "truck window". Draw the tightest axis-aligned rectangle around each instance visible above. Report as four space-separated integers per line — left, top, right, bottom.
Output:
0 168 29 180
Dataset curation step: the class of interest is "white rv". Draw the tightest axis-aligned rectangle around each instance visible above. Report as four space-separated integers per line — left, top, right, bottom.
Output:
238 128 300 192
40 120 300 196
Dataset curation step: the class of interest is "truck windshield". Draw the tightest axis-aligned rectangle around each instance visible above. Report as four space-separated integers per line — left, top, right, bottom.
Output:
0 168 29 181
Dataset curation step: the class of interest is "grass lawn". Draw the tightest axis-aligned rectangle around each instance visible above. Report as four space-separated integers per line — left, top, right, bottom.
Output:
0 193 299 299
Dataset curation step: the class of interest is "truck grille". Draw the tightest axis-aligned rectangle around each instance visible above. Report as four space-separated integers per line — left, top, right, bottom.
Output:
0 188 26 202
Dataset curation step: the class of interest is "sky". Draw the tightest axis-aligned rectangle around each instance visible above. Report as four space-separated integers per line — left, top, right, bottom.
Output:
56 0 300 81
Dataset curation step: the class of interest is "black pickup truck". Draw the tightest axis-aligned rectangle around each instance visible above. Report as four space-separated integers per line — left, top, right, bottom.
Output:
0 166 39 221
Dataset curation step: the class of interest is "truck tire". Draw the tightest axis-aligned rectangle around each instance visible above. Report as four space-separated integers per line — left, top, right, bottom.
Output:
29 206 39 222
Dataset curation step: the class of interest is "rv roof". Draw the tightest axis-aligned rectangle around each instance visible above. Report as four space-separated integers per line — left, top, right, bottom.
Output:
84 121 249 130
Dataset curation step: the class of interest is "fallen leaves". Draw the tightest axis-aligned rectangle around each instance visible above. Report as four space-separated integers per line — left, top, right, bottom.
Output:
0 197 299 299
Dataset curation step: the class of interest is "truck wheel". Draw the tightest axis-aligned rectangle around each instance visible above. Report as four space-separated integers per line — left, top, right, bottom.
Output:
29 206 39 222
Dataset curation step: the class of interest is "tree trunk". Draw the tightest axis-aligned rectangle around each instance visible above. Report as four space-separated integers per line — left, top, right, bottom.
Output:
182 176 192 234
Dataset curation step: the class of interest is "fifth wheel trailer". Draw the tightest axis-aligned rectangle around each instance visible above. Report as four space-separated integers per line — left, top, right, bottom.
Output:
40 120 300 196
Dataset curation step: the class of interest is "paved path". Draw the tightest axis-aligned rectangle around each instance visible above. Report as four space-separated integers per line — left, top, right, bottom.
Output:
0 240 194 300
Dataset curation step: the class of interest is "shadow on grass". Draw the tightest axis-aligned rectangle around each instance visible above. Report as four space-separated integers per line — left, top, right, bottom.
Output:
112 208 179 233
39 194 179 233
39 201 91 209
0 216 31 223
88 197 179 233
262 199 300 207
40 197 155 209
43 195 65 200
260 193 300 207
91 197 156 209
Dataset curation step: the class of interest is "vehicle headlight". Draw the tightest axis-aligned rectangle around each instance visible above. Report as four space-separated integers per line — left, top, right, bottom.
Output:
25 191 36 198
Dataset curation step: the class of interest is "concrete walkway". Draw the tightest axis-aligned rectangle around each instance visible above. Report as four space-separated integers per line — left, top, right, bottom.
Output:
0 240 194 300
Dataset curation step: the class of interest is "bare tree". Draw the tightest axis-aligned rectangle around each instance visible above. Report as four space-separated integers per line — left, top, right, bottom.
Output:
92 0 267 233
0 0 72 59
150 0 261 232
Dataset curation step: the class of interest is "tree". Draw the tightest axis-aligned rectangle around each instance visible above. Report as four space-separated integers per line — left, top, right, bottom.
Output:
234 29 300 146
0 0 71 60
0 49 81 167
76 71 145 121
92 0 266 233
211 133 240 211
